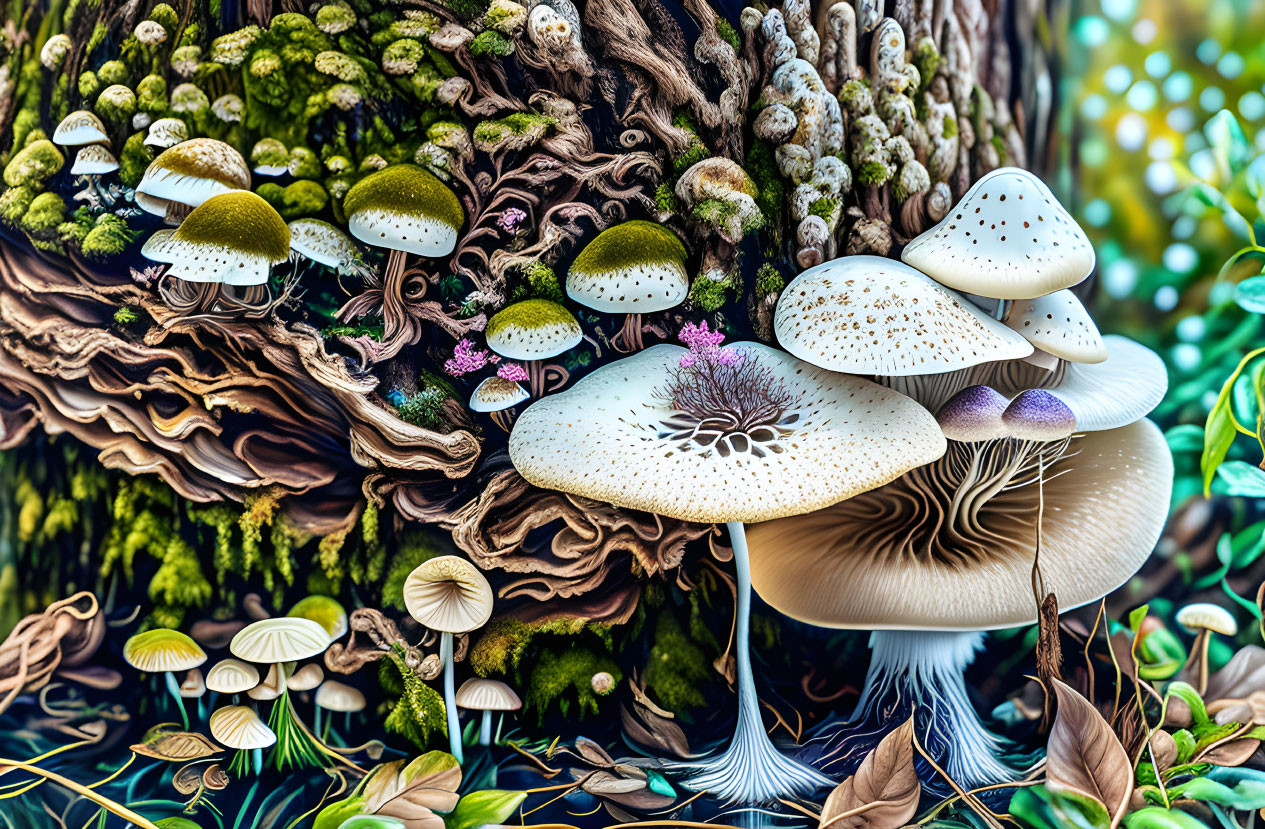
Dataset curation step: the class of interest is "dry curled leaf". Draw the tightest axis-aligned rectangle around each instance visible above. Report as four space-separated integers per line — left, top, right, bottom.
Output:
1200 738 1261 767
130 731 222 762
361 752 462 827
1048 679 1133 829
818 718 919 829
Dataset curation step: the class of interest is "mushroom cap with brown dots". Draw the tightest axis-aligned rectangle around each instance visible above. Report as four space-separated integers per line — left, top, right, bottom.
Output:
136 138 251 217
141 191 290 286
747 418 1172 630
567 221 690 314
402 555 494 634
508 342 948 524
1003 289 1106 363
774 255 1032 376
901 167 1095 300
485 299 583 361
343 163 464 257
470 376 529 412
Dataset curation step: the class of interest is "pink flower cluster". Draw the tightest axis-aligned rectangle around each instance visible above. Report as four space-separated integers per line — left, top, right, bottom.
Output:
497 363 528 382
678 321 740 368
444 339 499 376
497 207 527 234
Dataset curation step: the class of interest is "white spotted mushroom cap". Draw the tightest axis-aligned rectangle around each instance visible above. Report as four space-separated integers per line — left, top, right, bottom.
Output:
774 255 1032 376
230 617 331 664
287 218 361 270
901 167 1095 299
470 376 529 413
747 418 1172 630
136 138 251 217
1035 335 1166 432
402 555 494 635
205 658 260 694
567 221 690 314
71 145 119 176
209 705 276 750
485 299 583 361
144 118 189 149
508 342 947 524
343 163 464 257
456 678 522 711
1004 289 1106 363
53 110 109 147
141 191 289 286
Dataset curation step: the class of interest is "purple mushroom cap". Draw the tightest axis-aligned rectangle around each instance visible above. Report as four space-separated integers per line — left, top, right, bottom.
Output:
1002 389 1076 441
936 385 1009 443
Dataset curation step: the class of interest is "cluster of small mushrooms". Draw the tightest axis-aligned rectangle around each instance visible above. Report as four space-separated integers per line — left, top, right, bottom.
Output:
507 167 1173 803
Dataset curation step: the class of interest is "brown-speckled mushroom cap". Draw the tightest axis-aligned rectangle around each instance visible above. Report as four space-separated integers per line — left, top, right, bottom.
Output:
901 167 1095 300
508 342 947 524
774 256 1032 376
135 137 251 216
1004 289 1106 363
470 376 529 413
485 299 583 361
402 555 494 634
747 418 1171 630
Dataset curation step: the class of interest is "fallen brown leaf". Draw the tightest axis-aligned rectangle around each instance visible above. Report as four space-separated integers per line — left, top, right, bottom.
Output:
818 718 919 829
1048 679 1133 829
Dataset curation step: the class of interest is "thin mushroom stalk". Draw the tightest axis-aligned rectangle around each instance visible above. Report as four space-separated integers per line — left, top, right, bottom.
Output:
441 631 462 763
480 709 493 746
164 671 188 730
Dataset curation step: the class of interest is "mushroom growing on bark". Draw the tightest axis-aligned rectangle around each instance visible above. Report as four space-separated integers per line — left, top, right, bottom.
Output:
403 555 494 764
508 337 946 804
343 163 464 283
567 220 690 352
52 110 110 149
484 299 582 397
135 137 251 224
122 628 207 730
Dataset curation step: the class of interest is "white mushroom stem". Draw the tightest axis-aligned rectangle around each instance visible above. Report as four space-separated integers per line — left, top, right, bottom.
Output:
679 523 832 806
1188 630 1212 695
853 630 1016 788
479 710 494 745
164 671 189 730
441 632 463 764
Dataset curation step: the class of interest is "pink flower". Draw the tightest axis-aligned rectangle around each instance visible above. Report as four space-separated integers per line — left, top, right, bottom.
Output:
497 363 528 382
677 320 740 368
444 339 492 376
497 207 527 234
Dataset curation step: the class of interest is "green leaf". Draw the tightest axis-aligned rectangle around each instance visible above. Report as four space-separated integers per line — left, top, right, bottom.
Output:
1201 347 1265 495
1172 729 1196 765
1216 461 1265 496
1129 605 1150 634
445 790 527 829
1122 807 1210 829
313 796 367 829
1165 425 1206 453
1206 109 1251 178
1237 275 1265 313
1165 683 1210 727
1137 628 1187 680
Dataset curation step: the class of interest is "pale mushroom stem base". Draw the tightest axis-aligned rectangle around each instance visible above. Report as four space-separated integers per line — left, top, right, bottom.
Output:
847 630 1017 790
677 523 832 806
163 671 188 730
441 632 463 764
479 710 493 746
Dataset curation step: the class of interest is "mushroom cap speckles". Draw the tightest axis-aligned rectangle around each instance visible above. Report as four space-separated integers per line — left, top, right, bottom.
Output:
747 418 1172 630
508 342 948 524
1175 603 1238 636
567 221 690 313
402 555 494 634
71 145 119 175
485 299 583 360
136 138 251 214
774 255 1032 376
205 658 260 694
343 163 463 256
53 110 109 147
1044 335 1166 432
142 191 289 285
470 376 529 412
123 629 207 673
1002 389 1076 441
936 385 1009 443
456 678 522 711
902 167 1095 300
209 705 276 750
229 617 331 663
287 218 360 270
145 118 189 149
1004 289 1106 363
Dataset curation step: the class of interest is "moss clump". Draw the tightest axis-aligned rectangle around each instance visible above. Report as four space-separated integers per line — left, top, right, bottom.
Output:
287 146 321 178
654 182 677 213
469 30 514 57
119 132 153 187
136 75 168 114
21 192 66 233
716 17 740 52
486 298 575 338
77 70 101 100
688 274 732 312
0 186 34 227
82 214 140 259
114 306 139 325
858 159 892 186
342 163 464 231
524 646 621 721
98 60 129 86
644 614 710 710
3 140 64 187
942 114 958 140
745 139 783 226
572 220 688 276
395 387 447 429
755 263 784 298
521 261 564 302
379 645 447 749
808 197 838 220
277 180 328 219
176 191 290 260
472 112 555 151
95 85 137 124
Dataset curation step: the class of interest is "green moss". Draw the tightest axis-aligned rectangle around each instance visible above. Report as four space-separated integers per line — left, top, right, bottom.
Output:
98 60 129 86
118 132 153 187
176 191 290 259
522 261 564 302
808 197 838 220
644 614 709 710
688 274 732 312
136 74 168 114
95 84 137 124
991 133 1007 162
858 159 892 186
21 192 66 233
716 17 740 52
691 197 737 226
396 387 447 429
342 163 463 230
486 298 575 339
278 180 328 219
469 30 514 57
443 0 491 21
113 306 139 325
77 70 101 100
4 140 64 187
524 646 620 722
10 110 40 158
149 3 179 36
0 186 34 227
472 112 555 151
380 645 447 749
655 182 677 213
81 214 139 260
942 114 958 139
381 529 444 610
745 139 783 227
572 220 687 276
288 146 321 178
755 263 784 298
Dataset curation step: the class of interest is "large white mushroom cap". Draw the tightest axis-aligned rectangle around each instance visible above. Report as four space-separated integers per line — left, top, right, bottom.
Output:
902 167 1095 299
774 256 1032 377
402 555 494 635
230 617 331 663
205 658 260 694
141 191 290 286
1004 289 1106 363
135 137 251 216
485 299 583 361
748 419 1172 630
209 705 276 750
567 221 690 314
315 680 367 712
508 342 947 524
343 163 464 257
53 110 109 147
1040 335 1166 431
123 629 207 673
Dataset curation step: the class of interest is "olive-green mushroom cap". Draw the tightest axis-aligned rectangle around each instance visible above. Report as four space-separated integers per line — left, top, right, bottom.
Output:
287 595 348 640
568 221 690 313
123 629 207 673
136 137 251 216
142 191 290 285
343 163 464 257
485 299 582 361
